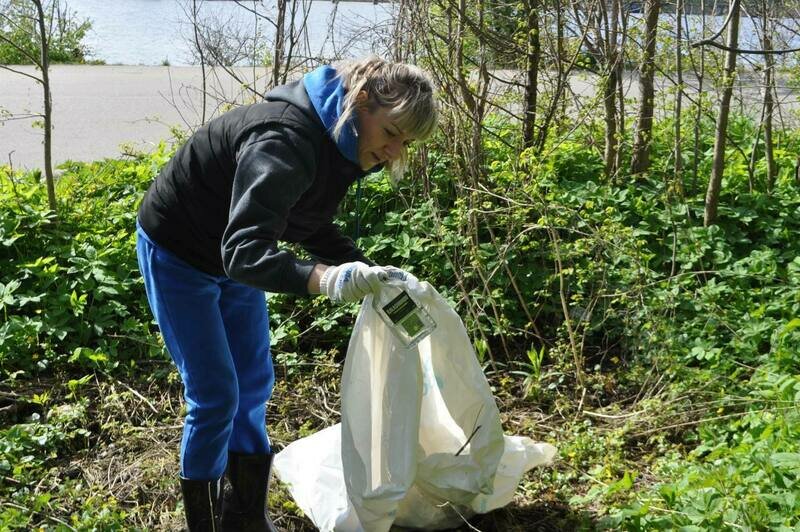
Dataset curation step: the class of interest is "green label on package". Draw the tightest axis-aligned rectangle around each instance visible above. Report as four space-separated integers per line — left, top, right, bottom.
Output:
398 312 425 336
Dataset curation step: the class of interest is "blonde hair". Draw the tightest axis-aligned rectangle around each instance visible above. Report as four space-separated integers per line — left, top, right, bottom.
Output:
332 55 438 181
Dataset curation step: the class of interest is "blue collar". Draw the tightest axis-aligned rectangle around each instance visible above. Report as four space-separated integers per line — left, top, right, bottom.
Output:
303 65 360 166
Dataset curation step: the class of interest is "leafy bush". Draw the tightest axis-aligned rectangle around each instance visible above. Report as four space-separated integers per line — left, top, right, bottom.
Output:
0 149 172 377
0 0 92 65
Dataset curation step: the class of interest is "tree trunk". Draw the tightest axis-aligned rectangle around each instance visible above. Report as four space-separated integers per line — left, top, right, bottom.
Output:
704 0 740 227
392 0 411 62
762 1 776 192
191 0 207 124
272 0 287 88
535 0 567 151
33 0 56 214
603 70 618 178
692 0 706 197
614 0 628 174
603 0 620 178
556 0 566 135
522 0 540 150
674 0 684 194
630 0 662 175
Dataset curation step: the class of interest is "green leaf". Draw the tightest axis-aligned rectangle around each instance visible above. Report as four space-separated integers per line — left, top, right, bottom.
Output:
779 318 800 339
771 453 800 471
606 470 635 496
0 280 21 307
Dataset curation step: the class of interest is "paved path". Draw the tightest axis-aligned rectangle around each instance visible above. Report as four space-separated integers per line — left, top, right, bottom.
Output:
1 65 271 171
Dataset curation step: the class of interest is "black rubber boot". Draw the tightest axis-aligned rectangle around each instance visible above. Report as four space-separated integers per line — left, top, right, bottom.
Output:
180 477 222 531
220 451 278 532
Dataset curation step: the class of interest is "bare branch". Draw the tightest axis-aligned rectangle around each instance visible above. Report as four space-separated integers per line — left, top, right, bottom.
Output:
0 32 42 65
0 8 37 35
692 39 800 55
0 64 43 83
690 0 737 47
0 112 45 122
233 0 279 30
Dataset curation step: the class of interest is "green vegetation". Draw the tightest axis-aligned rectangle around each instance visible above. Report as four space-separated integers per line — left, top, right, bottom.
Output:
2 108 799 529
0 0 92 65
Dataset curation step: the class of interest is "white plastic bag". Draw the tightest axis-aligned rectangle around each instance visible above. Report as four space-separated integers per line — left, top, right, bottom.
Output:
273 279 556 531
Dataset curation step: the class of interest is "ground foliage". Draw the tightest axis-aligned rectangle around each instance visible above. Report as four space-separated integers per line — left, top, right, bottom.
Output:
1 113 800 530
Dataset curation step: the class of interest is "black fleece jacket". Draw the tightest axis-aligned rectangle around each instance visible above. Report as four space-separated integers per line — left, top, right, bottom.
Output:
137 80 371 296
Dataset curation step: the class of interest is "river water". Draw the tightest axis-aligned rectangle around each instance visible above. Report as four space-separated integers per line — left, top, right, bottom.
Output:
71 0 396 65
69 2 800 67
66 1 800 67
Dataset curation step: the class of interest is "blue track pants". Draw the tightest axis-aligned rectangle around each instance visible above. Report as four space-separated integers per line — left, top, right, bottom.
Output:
136 222 274 480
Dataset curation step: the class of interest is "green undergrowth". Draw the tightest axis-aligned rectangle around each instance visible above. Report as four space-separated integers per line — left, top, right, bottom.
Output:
1 113 800 529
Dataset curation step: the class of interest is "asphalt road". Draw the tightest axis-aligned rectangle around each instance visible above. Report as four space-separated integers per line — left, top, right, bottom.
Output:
0 65 271 171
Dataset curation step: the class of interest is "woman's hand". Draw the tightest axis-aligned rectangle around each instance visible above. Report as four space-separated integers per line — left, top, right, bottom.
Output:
318 262 391 302
307 263 329 295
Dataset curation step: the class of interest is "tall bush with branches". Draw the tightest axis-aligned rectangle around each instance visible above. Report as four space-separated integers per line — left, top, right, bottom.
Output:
0 0 89 213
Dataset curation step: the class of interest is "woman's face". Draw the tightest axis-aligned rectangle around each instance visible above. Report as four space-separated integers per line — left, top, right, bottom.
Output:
355 94 414 171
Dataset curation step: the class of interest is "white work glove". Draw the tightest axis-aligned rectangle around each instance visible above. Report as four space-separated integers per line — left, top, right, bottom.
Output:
319 263 416 303
319 262 385 303
382 265 417 284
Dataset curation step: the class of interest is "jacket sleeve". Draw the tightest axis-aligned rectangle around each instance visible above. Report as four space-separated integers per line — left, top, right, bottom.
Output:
221 122 318 295
300 222 374 267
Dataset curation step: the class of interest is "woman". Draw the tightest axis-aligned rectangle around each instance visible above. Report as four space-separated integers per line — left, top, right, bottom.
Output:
135 56 438 531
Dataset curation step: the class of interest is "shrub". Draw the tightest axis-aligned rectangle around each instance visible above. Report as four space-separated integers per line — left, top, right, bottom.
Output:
0 0 92 65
